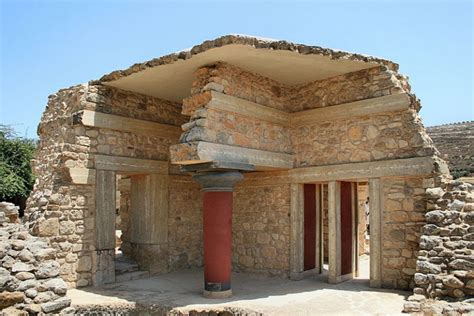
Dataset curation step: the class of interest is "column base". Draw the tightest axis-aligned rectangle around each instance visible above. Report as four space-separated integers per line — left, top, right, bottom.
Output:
203 289 232 299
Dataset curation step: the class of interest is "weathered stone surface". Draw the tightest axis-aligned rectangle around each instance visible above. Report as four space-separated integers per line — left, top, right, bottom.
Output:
41 297 71 313
0 291 24 309
449 259 474 270
42 278 68 294
12 262 35 273
34 290 55 303
37 218 60 237
417 261 441 274
411 180 474 304
35 261 60 279
18 249 34 262
425 210 445 224
443 275 464 288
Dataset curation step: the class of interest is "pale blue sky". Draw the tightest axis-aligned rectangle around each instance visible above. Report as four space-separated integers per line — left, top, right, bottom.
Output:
1 0 473 138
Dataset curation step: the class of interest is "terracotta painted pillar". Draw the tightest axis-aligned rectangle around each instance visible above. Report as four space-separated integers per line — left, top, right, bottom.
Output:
193 171 243 298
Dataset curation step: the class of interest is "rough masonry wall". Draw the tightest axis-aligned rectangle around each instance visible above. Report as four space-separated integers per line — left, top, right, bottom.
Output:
190 62 287 111
380 176 438 290
404 180 474 314
427 121 474 179
180 63 291 155
415 181 473 299
26 84 185 287
168 175 203 271
233 181 291 277
293 110 436 167
287 66 409 112
290 64 436 168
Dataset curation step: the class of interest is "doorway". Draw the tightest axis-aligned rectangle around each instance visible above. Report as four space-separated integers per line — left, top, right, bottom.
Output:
297 181 370 283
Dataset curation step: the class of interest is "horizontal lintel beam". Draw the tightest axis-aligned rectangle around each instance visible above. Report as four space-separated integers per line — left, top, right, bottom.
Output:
73 110 181 139
170 141 294 170
290 93 411 126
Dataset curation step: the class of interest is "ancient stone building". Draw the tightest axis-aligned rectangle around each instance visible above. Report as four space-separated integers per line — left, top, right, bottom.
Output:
25 35 453 299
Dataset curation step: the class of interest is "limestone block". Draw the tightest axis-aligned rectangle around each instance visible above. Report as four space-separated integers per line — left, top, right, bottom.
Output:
38 218 59 237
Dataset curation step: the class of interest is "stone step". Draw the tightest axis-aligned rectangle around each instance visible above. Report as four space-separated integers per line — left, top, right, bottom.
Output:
115 270 149 283
115 261 139 275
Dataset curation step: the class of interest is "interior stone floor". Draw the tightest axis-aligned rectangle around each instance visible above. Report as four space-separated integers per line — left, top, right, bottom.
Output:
68 255 409 315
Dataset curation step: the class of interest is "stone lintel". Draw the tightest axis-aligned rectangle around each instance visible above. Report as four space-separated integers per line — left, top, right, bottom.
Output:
289 155 441 183
185 92 411 128
290 93 411 126
193 171 244 192
94 154 168 174
170 141 294 170
180 161 255 173
73 110 181 139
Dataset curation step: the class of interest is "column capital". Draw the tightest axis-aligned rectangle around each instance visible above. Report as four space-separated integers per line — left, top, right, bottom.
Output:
192 171 243 192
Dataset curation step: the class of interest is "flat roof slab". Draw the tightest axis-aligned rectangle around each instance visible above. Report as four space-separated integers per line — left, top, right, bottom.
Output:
99 35 398 102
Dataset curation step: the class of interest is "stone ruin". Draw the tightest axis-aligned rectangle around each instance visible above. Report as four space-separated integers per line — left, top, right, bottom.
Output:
0 202 71 313
0 35 472 314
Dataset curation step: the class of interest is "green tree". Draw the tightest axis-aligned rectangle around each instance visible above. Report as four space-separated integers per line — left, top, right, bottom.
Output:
0 125 36 202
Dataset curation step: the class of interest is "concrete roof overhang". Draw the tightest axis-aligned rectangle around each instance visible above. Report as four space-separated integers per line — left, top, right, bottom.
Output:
98 35 398 103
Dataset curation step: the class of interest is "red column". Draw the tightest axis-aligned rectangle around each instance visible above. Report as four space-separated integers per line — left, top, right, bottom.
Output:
193 171 243 298
203 191 233 297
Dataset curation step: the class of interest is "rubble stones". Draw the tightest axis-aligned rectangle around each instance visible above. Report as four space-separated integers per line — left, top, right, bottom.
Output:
410 180 474 309
0 208 70 313
35 261 60 279
0 290 24 309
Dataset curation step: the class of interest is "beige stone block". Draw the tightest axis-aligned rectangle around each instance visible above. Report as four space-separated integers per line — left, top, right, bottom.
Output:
59 220 75 235
77 256 92 272
348 125 364 141
239 256 254 268
38 218 59 237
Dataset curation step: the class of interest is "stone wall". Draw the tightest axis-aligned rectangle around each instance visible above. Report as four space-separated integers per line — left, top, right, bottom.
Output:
380 176 435 289
180 62 436 170
190 62 287 111
188 62 411 113
403 180 473 314
168 175 203 271
287 66 409 112
25 83 185 288
233 181 291 277
427 121 474 179
0 202 71 314
292 110 435 167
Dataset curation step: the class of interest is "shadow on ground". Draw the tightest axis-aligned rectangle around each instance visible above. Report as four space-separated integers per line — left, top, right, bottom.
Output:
69 266 410 315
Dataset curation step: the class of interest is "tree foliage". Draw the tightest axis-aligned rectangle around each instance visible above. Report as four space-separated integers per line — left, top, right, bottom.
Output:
0 125 36 201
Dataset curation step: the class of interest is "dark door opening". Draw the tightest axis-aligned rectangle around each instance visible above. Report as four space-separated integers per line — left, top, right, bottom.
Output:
304 183 316 271
340 181 353 276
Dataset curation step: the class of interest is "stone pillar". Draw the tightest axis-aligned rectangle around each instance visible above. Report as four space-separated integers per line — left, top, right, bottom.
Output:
369 178 382 288
93 169 116 286
192 171 243 298
130 174 169 274
328 180 341 283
